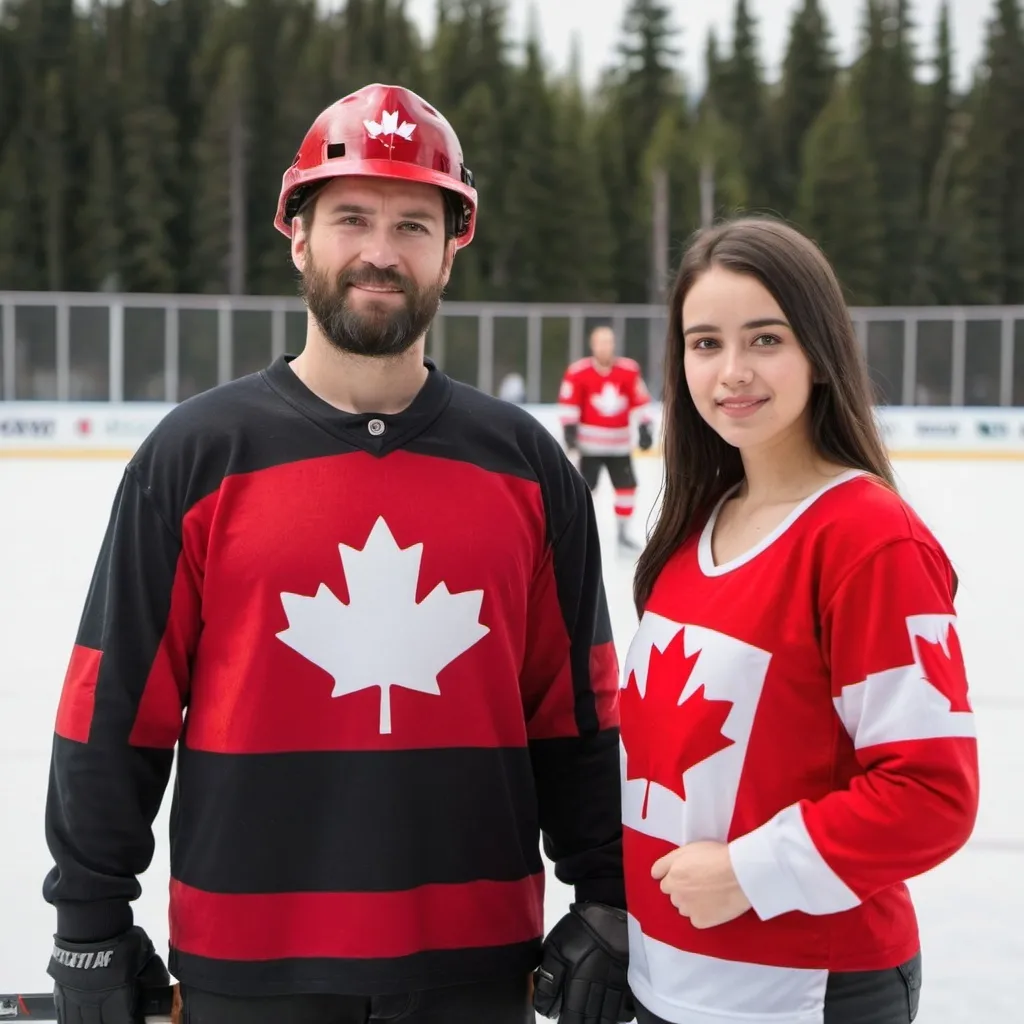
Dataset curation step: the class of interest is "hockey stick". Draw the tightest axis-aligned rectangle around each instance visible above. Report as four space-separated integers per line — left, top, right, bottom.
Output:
0 986 176 1022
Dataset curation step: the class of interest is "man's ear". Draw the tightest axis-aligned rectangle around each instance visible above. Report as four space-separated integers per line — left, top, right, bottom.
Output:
291 217 309 274
440 237 457 288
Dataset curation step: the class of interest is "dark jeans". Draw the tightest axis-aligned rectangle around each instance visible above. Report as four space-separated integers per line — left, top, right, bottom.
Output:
179 973 534 1024
634 952 922 1024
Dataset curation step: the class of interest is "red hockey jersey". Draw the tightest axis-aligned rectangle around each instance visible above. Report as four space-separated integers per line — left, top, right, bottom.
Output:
557 357 651 456
620 470 978 1024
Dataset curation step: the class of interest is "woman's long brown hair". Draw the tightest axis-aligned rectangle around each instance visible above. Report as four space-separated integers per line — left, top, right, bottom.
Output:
633 216 896 616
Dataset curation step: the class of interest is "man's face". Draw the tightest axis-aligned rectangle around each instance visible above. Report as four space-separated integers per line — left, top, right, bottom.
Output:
590 327 616 366
291 176 455 358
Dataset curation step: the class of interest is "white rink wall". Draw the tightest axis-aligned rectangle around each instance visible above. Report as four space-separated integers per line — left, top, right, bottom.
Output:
0 406 1021 1022
4 401 1024 460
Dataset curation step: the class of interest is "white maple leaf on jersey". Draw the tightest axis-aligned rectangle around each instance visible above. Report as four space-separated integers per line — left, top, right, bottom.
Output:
363 110 417 141
591 382 629 417
276 516 489 734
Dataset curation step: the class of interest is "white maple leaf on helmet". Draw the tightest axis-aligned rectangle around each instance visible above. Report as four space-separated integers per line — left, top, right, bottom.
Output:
276 517 489 733
363 110 417 141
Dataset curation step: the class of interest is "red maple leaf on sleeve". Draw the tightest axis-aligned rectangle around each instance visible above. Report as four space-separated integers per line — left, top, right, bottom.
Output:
914 622 972 714
620 630 735 819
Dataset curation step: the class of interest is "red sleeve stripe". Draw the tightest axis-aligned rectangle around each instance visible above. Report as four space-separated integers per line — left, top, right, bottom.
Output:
128 557 198 749
590 640 620 730
169 873 545 961
55 645 103 743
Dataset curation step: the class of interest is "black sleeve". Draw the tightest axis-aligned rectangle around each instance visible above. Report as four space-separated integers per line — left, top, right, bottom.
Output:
526 442 626 910
42 465 201 942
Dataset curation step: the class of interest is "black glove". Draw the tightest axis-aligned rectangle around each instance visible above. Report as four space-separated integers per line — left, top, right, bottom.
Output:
47 926 170 1024
637 422 653 451
533 902 634 1024
564 423 578 452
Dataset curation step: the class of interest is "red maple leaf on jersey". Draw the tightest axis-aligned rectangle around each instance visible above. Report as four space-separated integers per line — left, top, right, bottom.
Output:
915 623 972 714
620 631 735 818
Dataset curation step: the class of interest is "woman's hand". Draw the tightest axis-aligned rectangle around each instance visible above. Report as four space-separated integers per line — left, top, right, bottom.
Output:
651 841 752 929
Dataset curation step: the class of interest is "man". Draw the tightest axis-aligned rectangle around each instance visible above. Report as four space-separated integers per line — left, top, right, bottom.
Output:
558 327 654 552
41 84 632 1024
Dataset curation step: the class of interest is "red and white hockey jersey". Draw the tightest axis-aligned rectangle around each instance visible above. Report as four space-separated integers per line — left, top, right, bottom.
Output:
620 470 978 1024
558 357 651 456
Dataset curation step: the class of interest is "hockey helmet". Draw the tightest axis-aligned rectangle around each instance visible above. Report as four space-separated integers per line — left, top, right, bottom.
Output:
274 83 478 247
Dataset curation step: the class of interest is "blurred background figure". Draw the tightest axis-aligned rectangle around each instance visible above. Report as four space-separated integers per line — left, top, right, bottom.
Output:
498 371 527 404
558 325 654 553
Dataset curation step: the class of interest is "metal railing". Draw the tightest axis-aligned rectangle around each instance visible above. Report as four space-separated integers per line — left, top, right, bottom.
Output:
2 291 1024 407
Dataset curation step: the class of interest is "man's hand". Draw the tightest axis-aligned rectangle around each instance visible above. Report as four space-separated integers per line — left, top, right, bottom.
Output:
564 423 579 452
47 927 170 1024
651 841 752 929
533 903 634 1024
637 422 653 451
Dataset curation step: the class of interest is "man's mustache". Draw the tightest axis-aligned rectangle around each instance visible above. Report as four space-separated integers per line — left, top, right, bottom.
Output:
338 266 414 292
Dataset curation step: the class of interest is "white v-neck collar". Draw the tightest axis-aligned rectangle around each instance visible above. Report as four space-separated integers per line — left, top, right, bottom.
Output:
697 469 866 577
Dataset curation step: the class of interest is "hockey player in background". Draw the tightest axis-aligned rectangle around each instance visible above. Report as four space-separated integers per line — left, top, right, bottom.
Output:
624 217 979 1024
558 326 654 553
41 84 633 1024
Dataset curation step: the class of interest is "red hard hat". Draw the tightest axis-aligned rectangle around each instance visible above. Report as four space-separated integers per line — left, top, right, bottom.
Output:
275 83 477 247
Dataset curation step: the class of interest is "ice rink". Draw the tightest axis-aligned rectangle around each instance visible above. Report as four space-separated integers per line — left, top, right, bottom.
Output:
1 452 1020 1021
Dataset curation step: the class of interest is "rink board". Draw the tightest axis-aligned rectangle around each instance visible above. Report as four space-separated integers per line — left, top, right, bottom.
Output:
3 402 1024 461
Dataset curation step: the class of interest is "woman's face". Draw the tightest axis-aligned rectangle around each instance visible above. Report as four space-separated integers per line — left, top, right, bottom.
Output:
681 266 815 455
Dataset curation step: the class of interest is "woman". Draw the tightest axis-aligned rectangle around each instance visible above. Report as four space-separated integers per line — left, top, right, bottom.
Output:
620 217 978 1024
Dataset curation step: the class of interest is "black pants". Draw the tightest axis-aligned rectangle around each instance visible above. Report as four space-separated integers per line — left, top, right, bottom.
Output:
633 952 922 1024
578 454 637 493
179 974 533 1024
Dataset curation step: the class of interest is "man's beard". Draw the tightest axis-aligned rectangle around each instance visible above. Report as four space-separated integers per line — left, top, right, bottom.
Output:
300 256 445 359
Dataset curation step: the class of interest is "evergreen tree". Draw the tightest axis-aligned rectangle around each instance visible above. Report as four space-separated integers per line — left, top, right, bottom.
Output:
0 0 1020 308
602 0 684 301
912 109 968 303
545 46 616 301
244 0 300 293
592 85 636 303
703 27 724 103
76 127 122 291
440 79 502 299
39 67 66 290
634 105 699 296
191 43 250 293
256 0 327 294
428 0 512 298
118 0 178 292
796 77 884 303
919 0 953 214
0 125 37 289
776 0 836 211
614 0 681 168
948 0 1024 303
163 0 223 291
851 0 921 303
498 25 559 302
695 26 750 226
0 2 22 160
910 0 961 303
713 0 779 211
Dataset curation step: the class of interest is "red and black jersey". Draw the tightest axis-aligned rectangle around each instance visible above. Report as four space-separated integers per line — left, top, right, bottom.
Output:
43 356 624 998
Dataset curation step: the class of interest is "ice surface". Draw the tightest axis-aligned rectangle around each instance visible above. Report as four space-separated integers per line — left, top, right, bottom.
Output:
0 454 1020 1021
